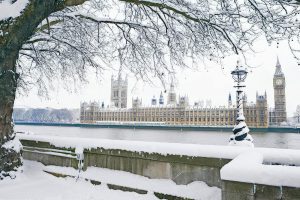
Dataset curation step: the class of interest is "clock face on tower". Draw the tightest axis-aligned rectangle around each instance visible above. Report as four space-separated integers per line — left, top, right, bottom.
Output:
276 79 283 86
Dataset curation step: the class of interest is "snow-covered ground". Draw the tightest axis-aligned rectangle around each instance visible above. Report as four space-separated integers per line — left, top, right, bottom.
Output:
0 160 159 200
44 165 220 200
0 160 220 200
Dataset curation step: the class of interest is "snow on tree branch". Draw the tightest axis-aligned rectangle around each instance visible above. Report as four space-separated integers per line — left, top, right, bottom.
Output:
63 11 153 29
2 0 300 96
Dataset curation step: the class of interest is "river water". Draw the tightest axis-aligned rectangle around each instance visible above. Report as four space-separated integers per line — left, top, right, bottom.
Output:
15 125 300 149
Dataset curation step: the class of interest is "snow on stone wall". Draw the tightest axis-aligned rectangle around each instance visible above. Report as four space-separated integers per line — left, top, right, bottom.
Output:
221 151 300 187
18 134 300 188
18 134 252 159
18 134 300 163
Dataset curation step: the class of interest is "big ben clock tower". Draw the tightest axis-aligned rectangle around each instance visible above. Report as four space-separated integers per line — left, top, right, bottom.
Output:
273 57 287 125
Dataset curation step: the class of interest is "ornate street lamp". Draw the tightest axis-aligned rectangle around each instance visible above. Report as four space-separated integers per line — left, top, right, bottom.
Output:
229 60 254 147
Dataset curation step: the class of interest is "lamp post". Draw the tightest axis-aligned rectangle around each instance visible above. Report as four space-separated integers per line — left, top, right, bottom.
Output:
229 60 254 147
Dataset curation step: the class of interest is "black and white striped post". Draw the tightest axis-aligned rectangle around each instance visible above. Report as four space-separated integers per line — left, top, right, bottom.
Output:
229 61 254 147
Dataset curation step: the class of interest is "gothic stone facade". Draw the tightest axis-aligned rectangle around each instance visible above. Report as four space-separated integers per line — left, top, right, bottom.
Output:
110 75 128 108
269 57 287 125
80 93 268 128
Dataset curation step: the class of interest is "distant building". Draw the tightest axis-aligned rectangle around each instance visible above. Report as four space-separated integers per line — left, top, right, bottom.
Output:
256 92 269 127
151 96 157 106
80 58 295 128
111 75 128 108
80 82 269 128
167 81 176 105
132 97 142 108
179 95 189 108
228 93 232 108
159 92 164 105
269 57 287 125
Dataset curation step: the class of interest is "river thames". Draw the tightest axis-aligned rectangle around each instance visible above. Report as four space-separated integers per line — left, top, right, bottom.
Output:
15 125 300 149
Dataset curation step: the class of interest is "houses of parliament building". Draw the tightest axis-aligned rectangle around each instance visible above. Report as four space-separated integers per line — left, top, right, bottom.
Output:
80 58 287 128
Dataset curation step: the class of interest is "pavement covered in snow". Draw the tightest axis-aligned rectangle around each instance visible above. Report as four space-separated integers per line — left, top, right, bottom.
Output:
44 165 220 200
0 160 221 200
0 160 159 200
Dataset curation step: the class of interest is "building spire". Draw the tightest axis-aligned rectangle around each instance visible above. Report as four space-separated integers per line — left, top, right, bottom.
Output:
264 90 267 98
228 93 232 107
159 91 164 105
167 80 177 105
276 56 280 67
170 79 175 92
275 56 284 76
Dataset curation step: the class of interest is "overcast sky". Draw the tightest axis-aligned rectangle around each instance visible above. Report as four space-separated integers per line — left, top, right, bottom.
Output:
14 39 300 117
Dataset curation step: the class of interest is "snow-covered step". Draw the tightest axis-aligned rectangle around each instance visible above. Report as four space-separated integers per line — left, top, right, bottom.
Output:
0 160 159 200
43 165 221 200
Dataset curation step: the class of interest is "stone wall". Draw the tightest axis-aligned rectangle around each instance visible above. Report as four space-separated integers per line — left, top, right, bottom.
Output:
20 138 300 199
84 147 229 187
222 180 300 200
20 139 229 187
21 140 77 168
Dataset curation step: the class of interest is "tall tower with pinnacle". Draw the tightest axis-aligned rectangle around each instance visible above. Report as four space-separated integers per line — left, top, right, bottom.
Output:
273 56 287 124
159 92 164 105
111 75 128 108
228 93 232 107
167 81 177 105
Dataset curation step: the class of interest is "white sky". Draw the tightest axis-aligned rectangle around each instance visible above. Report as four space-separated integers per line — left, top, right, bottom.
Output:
14 39 300 117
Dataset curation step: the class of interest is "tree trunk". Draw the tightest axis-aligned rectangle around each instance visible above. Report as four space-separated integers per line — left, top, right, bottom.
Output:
0 0 58 147
0 50 21 178
0 0 88 176
0 0 54 175
0 52 18 141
